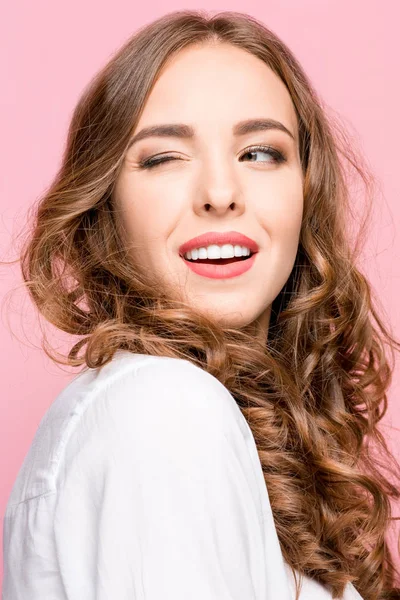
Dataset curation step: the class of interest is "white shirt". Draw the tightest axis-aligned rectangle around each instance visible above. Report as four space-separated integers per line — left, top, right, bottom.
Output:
2 350 364 599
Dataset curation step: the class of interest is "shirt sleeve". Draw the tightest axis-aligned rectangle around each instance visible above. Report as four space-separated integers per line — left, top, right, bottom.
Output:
52 358 266 600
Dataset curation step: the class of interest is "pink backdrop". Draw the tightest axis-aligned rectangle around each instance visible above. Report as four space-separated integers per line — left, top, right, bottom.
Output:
1 0 399 586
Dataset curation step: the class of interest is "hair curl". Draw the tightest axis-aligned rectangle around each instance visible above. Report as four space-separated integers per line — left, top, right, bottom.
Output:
6 9 400 599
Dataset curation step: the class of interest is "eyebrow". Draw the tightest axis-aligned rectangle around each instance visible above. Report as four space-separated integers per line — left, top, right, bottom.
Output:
127 118 295 150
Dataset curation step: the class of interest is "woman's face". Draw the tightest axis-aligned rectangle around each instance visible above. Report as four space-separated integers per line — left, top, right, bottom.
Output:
113 42 304 338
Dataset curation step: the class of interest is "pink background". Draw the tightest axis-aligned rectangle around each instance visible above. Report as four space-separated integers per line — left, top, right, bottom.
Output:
1 0 399 586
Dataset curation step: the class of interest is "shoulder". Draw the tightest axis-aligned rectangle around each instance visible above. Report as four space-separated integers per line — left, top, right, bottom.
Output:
98 350 238 423
55 351 244 488
6 351 238 508
74 349 240 426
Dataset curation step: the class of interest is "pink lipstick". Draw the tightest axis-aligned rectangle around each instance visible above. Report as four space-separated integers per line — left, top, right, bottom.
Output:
182 253 257 279
179 231 259 256
179 230 259 280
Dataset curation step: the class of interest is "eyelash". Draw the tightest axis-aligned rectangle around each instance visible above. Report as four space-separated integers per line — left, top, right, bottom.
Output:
138 145 287 170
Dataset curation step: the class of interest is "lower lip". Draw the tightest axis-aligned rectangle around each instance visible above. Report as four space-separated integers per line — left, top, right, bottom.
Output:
181 253 257 279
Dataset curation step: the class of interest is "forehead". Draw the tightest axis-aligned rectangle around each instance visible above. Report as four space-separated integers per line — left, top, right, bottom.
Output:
135 43 298 140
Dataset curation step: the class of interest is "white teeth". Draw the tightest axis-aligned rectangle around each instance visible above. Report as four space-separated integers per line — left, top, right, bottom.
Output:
184 244 251 260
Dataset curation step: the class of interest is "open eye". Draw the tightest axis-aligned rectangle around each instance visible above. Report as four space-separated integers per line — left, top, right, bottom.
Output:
239 145 286 164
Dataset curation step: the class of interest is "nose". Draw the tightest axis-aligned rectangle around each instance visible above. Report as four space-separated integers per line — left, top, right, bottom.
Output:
196 153 245 216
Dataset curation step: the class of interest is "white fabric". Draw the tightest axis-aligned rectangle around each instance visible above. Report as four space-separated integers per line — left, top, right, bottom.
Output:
2 350 363 599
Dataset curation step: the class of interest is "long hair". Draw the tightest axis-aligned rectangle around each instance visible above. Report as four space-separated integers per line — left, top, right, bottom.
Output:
7 10 400 599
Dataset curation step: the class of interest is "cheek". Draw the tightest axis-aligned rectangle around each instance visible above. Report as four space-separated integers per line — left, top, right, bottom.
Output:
255 171 303 240
113 175 183 254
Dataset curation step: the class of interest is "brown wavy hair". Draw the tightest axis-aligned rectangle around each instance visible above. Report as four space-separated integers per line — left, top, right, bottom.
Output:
6 9 400 599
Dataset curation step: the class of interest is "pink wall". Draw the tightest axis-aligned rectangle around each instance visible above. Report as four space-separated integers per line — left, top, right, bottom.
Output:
1 0 399 586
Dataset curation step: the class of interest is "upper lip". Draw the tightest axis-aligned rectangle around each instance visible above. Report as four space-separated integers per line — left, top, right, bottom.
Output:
179 231 259 256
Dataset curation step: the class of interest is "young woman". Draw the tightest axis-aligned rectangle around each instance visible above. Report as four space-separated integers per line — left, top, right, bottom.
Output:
3 9 400 600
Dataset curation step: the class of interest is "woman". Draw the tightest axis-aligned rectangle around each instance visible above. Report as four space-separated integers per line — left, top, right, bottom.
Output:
2 9 400 600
